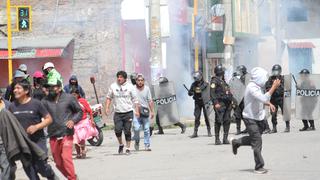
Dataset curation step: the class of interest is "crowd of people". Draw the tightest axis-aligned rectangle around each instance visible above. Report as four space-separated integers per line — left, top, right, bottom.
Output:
0 61 316 179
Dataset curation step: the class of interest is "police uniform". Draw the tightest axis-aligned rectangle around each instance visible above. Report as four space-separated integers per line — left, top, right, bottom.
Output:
210 76 233 145
265 75 289 133
189 80 211 137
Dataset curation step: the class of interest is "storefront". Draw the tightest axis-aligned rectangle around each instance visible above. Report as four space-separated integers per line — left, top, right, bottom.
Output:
0 37 74 88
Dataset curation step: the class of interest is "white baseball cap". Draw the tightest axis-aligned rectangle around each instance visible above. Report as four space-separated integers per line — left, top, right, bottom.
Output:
43 62 55 70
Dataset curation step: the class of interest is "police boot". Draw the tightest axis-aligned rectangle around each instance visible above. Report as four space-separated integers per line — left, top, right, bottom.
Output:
214 125 221 145
308 120 316 131
284 121 290 133
207 127 212 137
223 134 230 144
299 120 309 131
190 129 198 138
156 126 164 134
271 124 277 133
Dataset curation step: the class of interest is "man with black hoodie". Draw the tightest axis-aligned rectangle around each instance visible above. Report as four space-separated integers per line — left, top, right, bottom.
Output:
64 75 86 98
42 79 83 180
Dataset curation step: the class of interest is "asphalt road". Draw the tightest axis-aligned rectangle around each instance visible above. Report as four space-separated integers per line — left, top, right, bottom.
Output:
15 118 320 180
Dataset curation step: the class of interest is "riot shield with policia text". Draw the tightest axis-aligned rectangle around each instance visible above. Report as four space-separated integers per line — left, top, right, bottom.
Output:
295 74 320 120
229 76 246 104
201 83 215 128
283 74 292 121
152 81 180 126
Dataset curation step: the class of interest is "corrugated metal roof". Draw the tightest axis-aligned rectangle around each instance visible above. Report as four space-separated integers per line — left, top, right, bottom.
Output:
287 42 316 49
0 36 74 49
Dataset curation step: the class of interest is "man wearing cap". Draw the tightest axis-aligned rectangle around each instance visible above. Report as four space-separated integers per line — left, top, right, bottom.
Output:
43 62 63 87
4 70 27 102
18 64 31 83
42 78 83 180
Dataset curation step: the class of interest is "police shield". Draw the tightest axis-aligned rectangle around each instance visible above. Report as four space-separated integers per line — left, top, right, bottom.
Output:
201 83 215 127
283 74 292 121
153 81 180 126
229 77 246 104
295 74 320 120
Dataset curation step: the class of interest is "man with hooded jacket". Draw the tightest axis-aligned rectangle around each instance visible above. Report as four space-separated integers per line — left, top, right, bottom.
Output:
231 67 280 174
64 75 86 98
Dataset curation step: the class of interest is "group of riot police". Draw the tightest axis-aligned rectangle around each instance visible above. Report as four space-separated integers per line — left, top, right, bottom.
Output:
187 64 316 145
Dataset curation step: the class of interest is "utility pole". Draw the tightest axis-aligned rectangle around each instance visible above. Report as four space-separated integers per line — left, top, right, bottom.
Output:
275 0 281 62
149 0 163 83
6 0 13 84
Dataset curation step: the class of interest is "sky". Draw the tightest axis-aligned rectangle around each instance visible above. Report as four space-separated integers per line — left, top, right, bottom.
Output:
121 0 146 20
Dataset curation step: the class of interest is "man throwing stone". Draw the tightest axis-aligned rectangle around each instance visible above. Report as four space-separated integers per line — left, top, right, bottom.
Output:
231 67 280 174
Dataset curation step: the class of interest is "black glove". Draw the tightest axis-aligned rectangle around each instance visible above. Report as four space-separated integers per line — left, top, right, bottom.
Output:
188 90 193 96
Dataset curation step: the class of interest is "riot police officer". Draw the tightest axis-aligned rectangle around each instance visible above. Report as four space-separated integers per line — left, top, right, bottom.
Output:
265 64 290 133
188 71 212 138
155 77 186 134
299 69 316 131
233 65 248 135
210 65 233 145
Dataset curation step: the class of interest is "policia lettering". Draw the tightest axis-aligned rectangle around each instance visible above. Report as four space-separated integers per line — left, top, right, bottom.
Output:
296 89 320 97
210 65 233 145
154 95 176 105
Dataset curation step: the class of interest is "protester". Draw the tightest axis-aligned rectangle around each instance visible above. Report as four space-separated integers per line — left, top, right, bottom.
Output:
132 74 154 151
105 71 139 155
32 71 46 101
64 75 86 98
42 62 63 87
0 96 15 180
70 88 98 158
8 80 58 180
42 78 83 180
18 64 31 82
231 67 281 174
4 70 27 102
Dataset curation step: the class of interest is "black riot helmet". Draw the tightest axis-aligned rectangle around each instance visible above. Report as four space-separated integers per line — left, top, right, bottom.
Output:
272 64 282 76
299 69 310 74
236 65 247 76
214 64 225 77
130 73 138 85
192 71 203 82
159 76 169 84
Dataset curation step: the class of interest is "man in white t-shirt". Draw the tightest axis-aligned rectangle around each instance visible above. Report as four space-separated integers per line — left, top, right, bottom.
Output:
106 71 139 155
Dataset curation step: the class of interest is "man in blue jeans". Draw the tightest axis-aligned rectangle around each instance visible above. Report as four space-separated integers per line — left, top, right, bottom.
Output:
133 74 154 151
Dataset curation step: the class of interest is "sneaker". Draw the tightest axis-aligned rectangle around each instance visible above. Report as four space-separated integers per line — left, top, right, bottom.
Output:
118 144 124 154
145 145 152 151
254 168 268 174
125 149 131 155
299 127 309 131
134 142 139 151
231 138 239 155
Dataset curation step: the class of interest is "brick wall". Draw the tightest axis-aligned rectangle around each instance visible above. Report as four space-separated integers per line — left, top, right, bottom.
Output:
2 0 122 103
